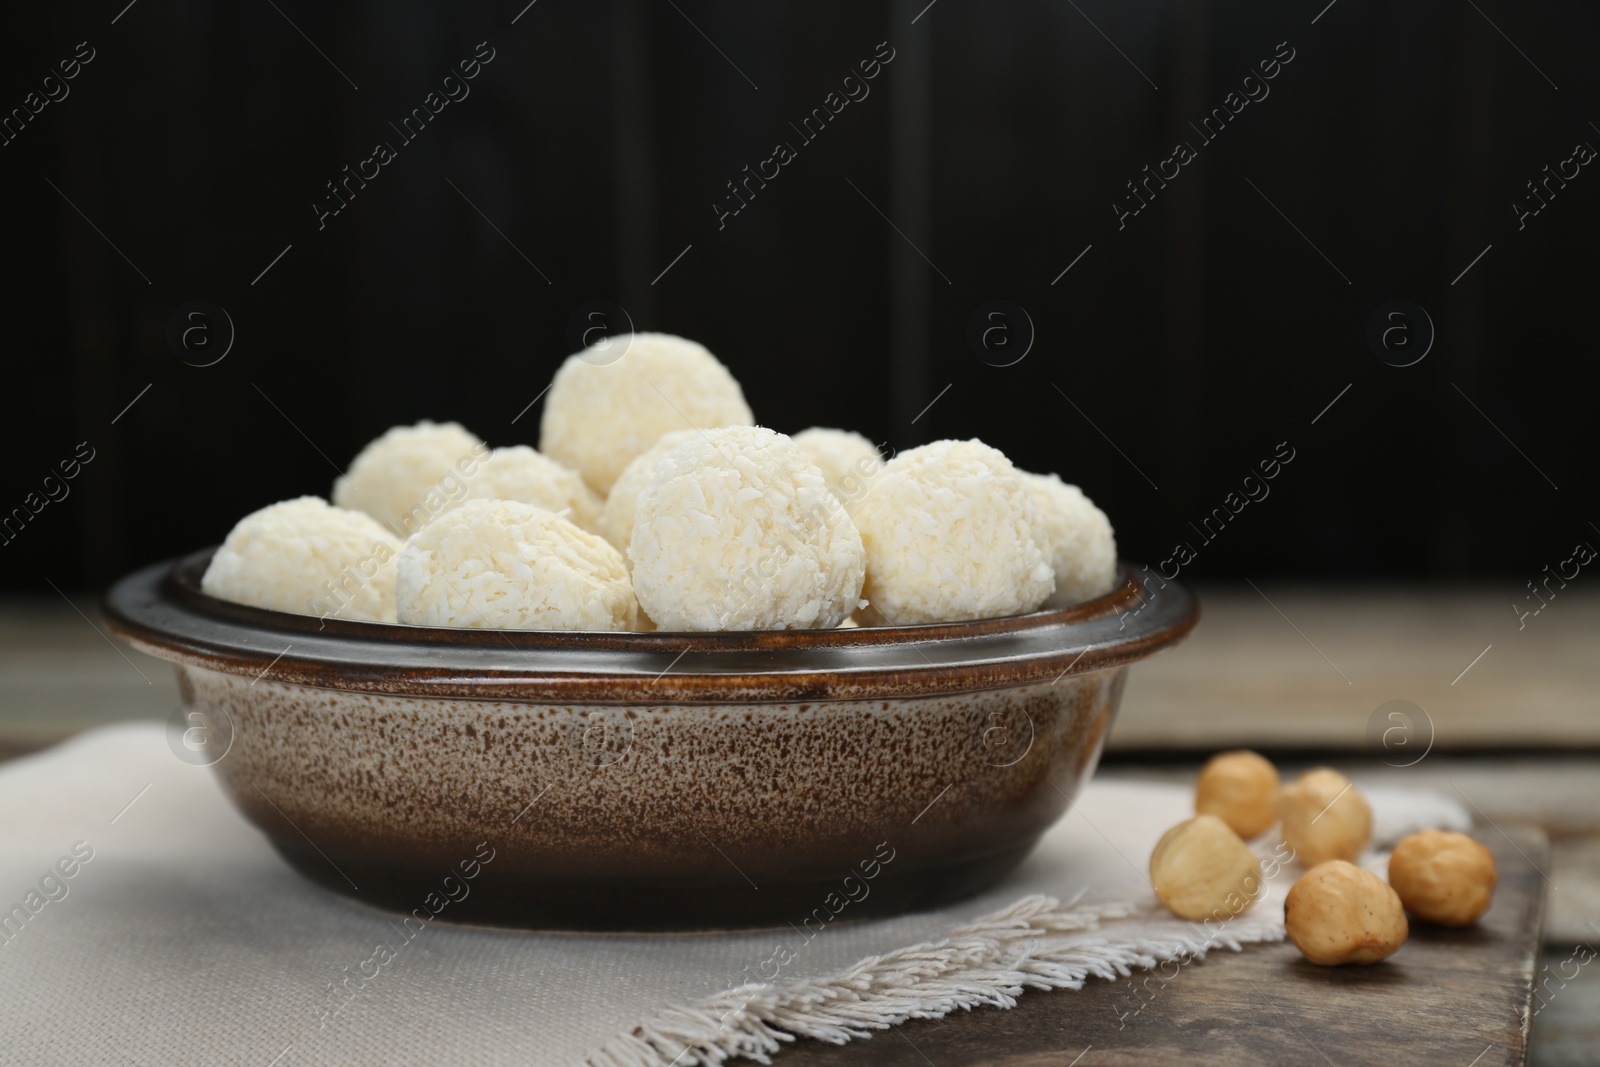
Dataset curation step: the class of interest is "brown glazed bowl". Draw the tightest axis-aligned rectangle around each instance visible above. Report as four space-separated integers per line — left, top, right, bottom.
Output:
104 551 1196 931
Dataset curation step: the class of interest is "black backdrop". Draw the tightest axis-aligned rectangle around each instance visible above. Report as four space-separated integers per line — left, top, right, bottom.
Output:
3 0 1597 592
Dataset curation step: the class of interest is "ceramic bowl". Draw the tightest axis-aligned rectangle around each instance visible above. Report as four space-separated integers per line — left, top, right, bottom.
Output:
104 551 1196 931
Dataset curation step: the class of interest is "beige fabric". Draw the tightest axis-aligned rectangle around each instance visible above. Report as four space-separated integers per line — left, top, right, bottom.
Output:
0 725 1465 1066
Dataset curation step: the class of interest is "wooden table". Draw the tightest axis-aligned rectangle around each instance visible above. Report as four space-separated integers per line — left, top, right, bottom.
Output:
783 827 1549 1067
1114 585 1600 752
1 592 1593 1064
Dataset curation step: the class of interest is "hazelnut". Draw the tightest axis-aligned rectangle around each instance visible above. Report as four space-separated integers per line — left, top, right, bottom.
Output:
1278 768 1372 866
1388 829 1497 927
1285 860 1408 965
1195 750 1280 838
1149 814 1263 922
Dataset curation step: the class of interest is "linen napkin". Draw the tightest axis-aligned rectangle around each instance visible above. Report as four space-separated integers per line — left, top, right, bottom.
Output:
0 724 1466 1066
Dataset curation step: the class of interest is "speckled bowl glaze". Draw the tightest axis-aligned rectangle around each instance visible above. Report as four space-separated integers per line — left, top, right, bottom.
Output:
105 552 1196 931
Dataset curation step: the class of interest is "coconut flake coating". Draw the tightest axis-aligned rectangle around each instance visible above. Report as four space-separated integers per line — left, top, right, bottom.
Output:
792 427 882 508
629 426 865 631
538 333 754 495
333 421 486 537
453 445 603 534
201 496 401 622
852 439 1054 625
596 430 697 554
1022 471 1119 607
396 499 638 631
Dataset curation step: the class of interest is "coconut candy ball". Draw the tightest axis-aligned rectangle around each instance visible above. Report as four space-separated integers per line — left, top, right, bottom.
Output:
851 439 1054 625
201 496 402 623
455 445 603 534
792 427 882 508
1022 471 1119 607
333 421 486 537
539 333 754 495
628 426 865 631
395 499 638 631
596 430 697 554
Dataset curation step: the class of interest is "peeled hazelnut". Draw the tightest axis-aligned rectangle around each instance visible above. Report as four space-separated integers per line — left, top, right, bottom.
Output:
1278 768 1372 866
1195 750 1280 839
1388 829 1498 927
1149 814 1264 922
1284 860 1408 964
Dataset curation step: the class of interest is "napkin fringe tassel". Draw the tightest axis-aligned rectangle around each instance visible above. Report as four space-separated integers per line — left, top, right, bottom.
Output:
581 892 1284 1067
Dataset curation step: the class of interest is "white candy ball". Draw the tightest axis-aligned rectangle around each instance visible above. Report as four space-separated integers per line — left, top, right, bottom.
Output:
792 427 882 508
539 333 753 495
1022 471 1119 607
455 445 603 535
333 421 486 537
628 426 865 631
852 439 1053 625
202 497 401 623
595 430 696 554
396 499 638 631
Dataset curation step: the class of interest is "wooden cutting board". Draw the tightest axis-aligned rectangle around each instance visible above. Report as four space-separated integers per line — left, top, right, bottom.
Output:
782 826 1548 1067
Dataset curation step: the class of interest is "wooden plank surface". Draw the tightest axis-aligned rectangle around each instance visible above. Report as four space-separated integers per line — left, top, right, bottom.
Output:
779 827 1548 1067
1529 943 1600 1067
1117 586 1600 751
0 600 178 748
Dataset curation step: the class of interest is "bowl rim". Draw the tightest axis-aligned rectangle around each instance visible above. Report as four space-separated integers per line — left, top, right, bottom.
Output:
103 549 1198 704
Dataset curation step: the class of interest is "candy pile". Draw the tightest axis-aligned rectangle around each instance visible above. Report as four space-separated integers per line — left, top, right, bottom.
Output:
202 332 1120 631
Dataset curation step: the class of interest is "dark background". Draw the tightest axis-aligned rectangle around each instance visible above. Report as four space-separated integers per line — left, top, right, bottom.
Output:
2 0 1596 592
